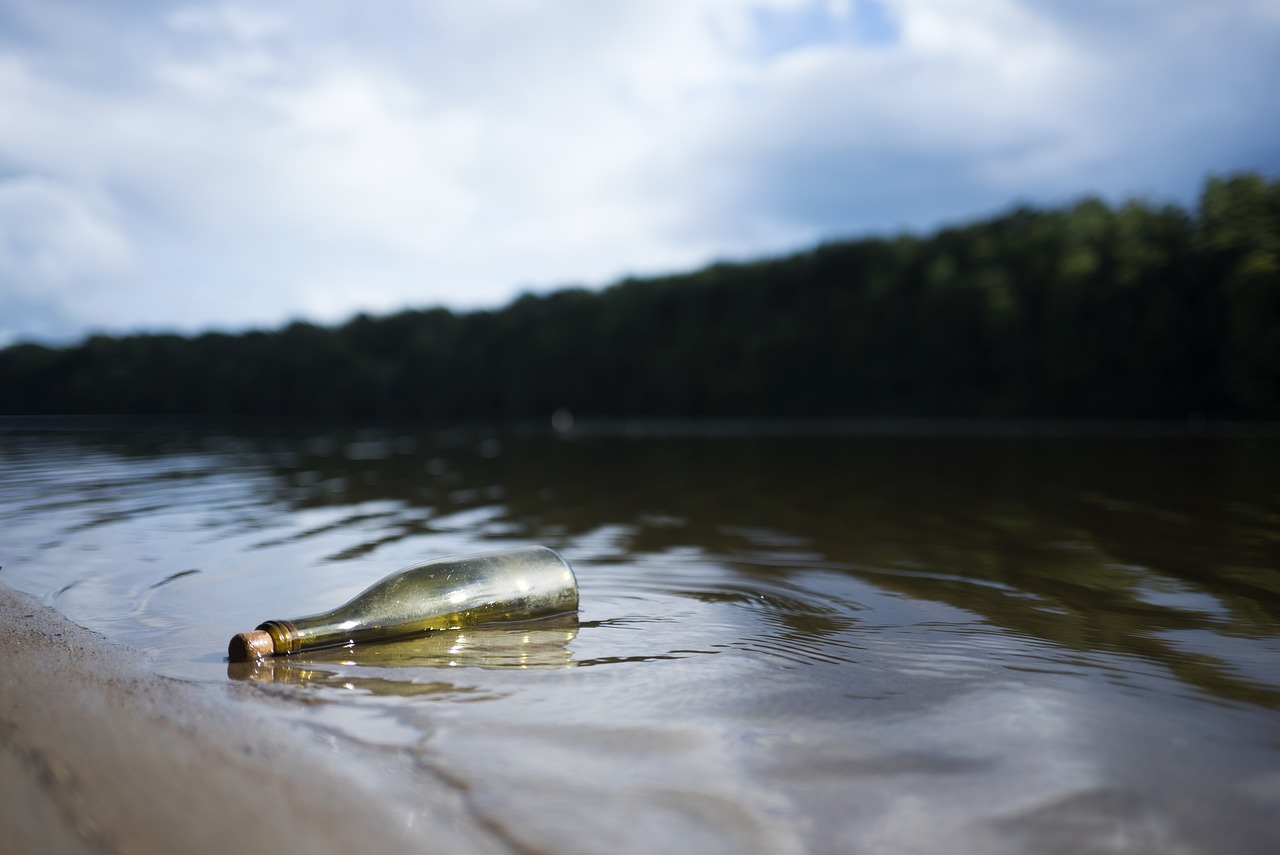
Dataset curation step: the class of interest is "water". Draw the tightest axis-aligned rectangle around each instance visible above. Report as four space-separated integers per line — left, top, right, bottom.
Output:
2 422 1278 853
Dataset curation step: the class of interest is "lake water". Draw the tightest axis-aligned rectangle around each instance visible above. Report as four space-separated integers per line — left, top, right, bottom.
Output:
2 421 1278 853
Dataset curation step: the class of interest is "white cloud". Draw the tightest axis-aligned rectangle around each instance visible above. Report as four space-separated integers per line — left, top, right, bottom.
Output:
0 0 1276 343
0 175 134 297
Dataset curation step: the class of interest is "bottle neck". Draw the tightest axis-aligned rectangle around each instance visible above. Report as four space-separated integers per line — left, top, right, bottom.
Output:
257 619 301 654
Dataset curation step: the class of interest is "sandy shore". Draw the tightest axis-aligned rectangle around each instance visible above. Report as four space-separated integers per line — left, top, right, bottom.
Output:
0 584 508 855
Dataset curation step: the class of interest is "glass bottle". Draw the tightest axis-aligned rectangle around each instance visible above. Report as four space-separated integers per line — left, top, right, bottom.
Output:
228 545 577 661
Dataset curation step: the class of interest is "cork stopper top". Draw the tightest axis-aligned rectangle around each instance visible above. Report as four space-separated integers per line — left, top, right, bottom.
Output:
228 629 275 662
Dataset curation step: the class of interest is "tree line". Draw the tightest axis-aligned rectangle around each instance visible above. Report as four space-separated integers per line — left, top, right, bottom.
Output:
3 172 1277 420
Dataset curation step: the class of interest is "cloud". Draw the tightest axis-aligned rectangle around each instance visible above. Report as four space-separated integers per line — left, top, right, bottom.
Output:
0 175 134 292
689 0 1280 241
0 171 135 345
0 0 1276 344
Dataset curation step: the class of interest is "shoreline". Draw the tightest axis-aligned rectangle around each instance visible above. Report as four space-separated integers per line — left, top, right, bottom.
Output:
4 414 1280 438
0 584 501 855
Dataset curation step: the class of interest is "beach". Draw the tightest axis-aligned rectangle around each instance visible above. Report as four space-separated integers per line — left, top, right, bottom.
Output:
0 584 505 855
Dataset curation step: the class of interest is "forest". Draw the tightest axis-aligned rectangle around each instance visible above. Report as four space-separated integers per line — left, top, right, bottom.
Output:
2 172 1277 421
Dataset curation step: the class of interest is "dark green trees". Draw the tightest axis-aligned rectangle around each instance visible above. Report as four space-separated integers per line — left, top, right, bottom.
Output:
2 173 1276 420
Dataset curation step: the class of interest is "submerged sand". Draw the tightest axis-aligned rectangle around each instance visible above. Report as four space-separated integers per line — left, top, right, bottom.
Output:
0 584 506 855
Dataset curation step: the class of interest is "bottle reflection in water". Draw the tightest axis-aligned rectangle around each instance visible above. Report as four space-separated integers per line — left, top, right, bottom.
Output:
228 546 577 662
228 621 579 689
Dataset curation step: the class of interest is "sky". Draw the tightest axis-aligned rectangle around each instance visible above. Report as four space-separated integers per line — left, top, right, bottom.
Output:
1 0 1278 346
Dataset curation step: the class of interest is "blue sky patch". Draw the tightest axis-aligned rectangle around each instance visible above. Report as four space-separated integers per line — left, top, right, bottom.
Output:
752 0 900 58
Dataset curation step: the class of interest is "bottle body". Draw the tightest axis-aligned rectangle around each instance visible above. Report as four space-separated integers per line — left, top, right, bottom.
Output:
236 546 577 659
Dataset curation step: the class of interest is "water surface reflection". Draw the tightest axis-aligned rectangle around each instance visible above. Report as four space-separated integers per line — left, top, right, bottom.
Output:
244 427 1280 706
2 422 1278 853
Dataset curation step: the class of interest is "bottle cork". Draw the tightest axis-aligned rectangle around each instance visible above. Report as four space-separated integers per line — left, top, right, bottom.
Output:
228 629 275 662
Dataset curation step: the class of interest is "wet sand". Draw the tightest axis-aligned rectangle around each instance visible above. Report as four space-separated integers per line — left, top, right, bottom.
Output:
0 584 505 855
